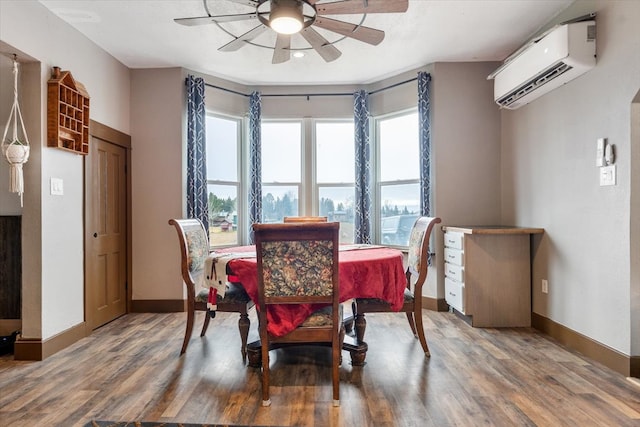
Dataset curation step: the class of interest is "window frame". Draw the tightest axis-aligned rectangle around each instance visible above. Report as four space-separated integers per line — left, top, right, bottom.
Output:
205 111 244 248
373 108 421 247
313 118 356 243
260 119 305 222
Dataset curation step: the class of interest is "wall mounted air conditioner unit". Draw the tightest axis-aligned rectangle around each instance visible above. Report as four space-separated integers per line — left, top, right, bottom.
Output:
489 19 596 110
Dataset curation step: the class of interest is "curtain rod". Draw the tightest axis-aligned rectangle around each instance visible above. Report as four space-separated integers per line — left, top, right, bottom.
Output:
201 75 420 99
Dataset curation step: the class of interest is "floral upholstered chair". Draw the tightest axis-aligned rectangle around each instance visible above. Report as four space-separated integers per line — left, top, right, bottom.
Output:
353 216 441 356
253 221 343 407
169 218 254 360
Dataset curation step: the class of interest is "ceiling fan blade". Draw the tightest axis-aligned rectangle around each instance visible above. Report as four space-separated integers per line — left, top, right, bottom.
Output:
225 0 260 6
313 17 384 45
272 34 291 64
300 27 342 62
315 0 409 14
174 13 258 26
219 25 269 52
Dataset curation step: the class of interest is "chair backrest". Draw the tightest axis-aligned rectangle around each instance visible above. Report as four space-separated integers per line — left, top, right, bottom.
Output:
168 218 209 285
283 216 328 223
406 217 442 286
253 222 340 308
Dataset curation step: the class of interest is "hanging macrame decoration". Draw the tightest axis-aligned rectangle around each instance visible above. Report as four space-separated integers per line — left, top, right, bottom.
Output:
1 55 30 207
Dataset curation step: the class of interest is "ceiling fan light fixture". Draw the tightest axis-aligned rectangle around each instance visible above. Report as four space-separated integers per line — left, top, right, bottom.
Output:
269 0 304 35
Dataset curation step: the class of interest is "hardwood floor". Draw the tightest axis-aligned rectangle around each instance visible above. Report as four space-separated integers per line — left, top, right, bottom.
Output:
1 309 639 426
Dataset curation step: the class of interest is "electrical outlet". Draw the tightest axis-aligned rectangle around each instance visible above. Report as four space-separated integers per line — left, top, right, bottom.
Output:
541 279 548 294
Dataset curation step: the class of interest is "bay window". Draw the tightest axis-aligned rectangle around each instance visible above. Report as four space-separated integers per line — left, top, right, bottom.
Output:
205 109 421 248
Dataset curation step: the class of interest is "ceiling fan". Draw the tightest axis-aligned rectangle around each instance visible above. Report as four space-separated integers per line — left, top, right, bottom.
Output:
174 0 409 64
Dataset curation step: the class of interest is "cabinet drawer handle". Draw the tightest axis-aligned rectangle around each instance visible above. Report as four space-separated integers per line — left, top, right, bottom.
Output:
449 291 456 297
447 254 455 259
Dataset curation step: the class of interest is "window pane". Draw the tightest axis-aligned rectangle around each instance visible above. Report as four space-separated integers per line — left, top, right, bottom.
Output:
379 113 419 181
380 183 420 246
206 116 238 181
319 186 355 244
262 185 299 223
208 184 238 246
316 122 355 183
262 122 301 182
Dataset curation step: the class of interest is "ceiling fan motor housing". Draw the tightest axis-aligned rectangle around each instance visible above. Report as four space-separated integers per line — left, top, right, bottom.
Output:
269 0 305 34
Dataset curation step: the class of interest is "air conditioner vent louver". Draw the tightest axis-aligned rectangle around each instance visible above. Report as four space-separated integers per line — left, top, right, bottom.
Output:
497 62 573 108
489 20 596 109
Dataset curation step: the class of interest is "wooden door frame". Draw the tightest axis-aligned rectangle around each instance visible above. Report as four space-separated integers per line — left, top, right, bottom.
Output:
85 120 132 329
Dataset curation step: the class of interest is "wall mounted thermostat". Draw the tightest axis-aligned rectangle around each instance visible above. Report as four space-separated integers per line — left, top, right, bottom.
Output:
604 143 615 165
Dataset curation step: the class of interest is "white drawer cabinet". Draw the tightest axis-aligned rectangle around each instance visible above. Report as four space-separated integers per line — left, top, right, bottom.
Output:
444 247 464 265
443 232 466 315
444 261 464 282
442 226 544 327
444 231 464 250
444 277 464 313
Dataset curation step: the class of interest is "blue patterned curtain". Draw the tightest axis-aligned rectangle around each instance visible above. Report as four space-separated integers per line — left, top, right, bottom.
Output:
418 72 432 217
248 91 262 243
418 72 434 264
354 90 372 244
186 75 209 232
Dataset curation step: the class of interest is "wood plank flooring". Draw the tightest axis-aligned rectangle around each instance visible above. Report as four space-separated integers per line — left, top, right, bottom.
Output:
1 309 639 426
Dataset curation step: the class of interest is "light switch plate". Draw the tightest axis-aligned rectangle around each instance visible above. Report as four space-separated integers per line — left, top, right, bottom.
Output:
51 177 64 195
600 165 616 186
596 138 605 167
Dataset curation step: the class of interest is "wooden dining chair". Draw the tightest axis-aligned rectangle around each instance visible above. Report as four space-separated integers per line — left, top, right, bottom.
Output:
283 215 357 333
352 216 441 356
168 218 254 360
283 216 328 223
254 222 344 407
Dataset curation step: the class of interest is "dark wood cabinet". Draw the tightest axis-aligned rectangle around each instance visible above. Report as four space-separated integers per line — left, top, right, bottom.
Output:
0 216 21 319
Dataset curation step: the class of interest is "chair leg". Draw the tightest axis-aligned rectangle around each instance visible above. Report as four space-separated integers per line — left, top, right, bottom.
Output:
239 312 250 364
334 324 345 407
354 313 367 343
181 301 195 355
414 309 430 357
405 312 418 338
261 337 271 406
200 310 212 337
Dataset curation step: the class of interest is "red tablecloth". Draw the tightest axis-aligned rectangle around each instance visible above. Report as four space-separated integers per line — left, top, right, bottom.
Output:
215 245 407 337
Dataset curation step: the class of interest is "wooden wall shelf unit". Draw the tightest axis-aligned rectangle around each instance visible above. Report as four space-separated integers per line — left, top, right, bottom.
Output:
442 225 544 327
47 67 90 155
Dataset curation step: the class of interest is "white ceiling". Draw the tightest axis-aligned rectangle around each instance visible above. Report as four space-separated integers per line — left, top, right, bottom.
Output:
38 0 574 86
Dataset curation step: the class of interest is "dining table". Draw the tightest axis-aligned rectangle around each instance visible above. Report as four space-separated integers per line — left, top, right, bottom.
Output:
204 243 407 365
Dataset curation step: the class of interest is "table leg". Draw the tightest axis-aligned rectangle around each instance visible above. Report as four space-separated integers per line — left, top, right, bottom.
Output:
342 334 368 366
247 340 262 368
354 313 367 343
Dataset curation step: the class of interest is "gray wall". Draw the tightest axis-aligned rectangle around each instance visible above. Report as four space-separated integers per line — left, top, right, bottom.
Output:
130 68 185 301
501 0 640 355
